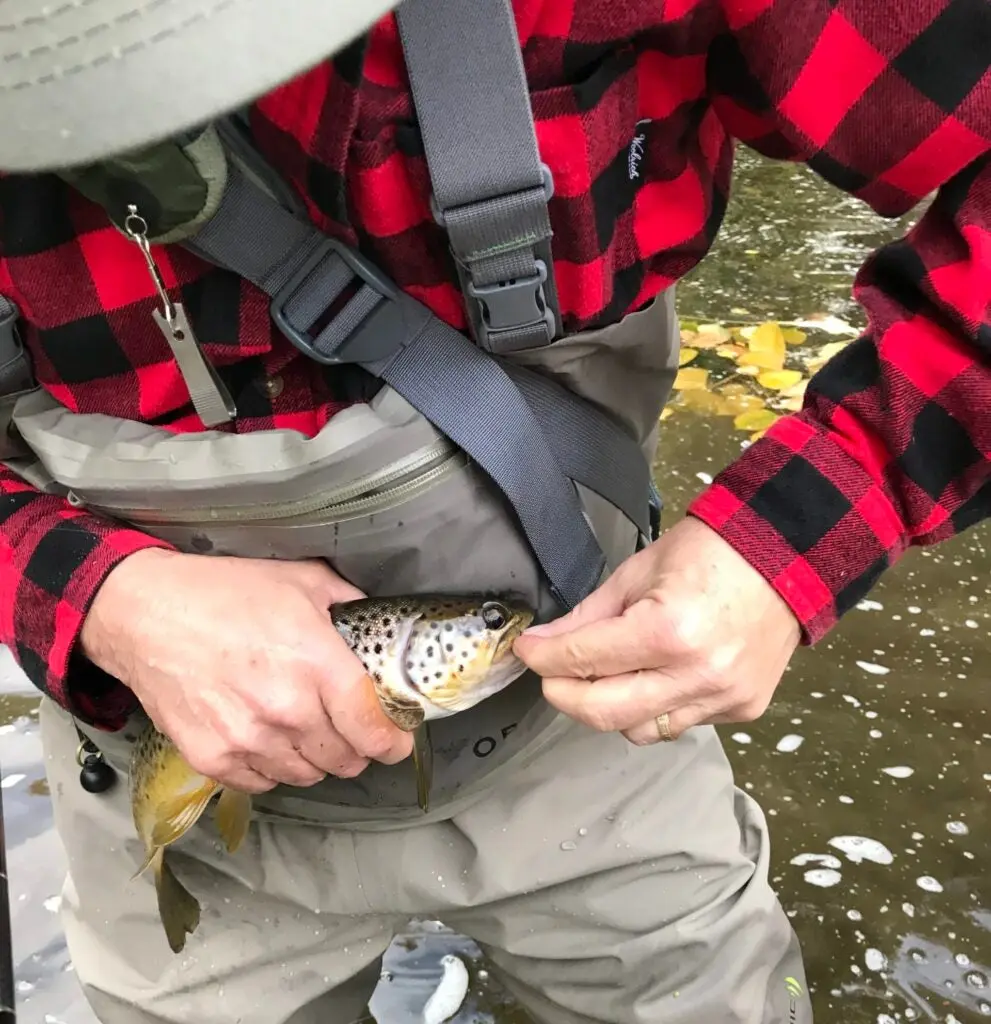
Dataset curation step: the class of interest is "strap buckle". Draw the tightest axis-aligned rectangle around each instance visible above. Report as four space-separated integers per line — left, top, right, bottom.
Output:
466 259 556 353
270 238 431 366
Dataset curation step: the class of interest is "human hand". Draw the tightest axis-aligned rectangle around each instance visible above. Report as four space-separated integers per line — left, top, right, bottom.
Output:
514 517 801 744
80 549 413 792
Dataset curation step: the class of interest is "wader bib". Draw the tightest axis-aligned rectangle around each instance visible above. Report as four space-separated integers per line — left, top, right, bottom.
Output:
0 0 813 1019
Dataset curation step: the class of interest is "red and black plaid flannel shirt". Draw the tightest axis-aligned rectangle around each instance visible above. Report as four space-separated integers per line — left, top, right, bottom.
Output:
1 0 989 729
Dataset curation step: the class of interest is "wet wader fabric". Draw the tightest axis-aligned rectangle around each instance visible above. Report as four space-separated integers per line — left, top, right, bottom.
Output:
0 0 811 1018
41 699 811 1024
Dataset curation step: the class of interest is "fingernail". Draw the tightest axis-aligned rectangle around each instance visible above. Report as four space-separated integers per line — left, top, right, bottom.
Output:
521 622 553 638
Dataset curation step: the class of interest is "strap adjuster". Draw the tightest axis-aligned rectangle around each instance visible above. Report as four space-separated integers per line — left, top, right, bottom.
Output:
269 238 431 367
467 259 556 353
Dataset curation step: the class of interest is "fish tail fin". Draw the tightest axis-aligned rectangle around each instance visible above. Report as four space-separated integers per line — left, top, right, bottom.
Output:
214 787 253 854
131 846 158 882
412 723 433 813
150 846 201 954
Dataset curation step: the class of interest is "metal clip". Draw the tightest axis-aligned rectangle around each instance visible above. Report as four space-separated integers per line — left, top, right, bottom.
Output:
123 205 236 427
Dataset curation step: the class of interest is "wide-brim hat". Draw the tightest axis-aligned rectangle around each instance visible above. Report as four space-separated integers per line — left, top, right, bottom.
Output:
0 0 401 172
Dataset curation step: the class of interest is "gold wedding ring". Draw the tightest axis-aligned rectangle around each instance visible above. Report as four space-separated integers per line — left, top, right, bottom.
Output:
655 713 674 742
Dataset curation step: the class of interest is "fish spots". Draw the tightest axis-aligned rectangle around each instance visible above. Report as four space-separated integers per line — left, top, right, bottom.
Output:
374 643 383 655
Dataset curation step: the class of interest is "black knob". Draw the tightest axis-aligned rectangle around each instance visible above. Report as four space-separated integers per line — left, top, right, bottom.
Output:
79 754 117 794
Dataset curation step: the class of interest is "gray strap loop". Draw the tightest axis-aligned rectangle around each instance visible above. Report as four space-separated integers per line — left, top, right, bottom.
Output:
0 296 36 460
185 166 651 608
396 0 561 354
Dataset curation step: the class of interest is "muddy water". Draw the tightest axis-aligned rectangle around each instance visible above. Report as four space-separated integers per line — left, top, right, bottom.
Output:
1 148 988 1024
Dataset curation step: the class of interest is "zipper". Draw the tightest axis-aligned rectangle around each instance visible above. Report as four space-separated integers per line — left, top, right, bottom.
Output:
71 441 465 525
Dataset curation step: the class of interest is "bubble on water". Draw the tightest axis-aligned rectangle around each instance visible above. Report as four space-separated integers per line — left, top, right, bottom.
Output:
791 853 843 869
847 909 863 921
955 953 971 967
560 840 577 851
903 903 915 917
857 599 883 611
804 868 842 888
877 1015 896 1024
839 795 854 804
380 970 393 982
696 471 713 484
731 733 752 744
828 835 894 865
978 1001 991 1016
882 766 914 779
869 729 883 739
0 773 25 789
965 619 978 628
776 734 804 753
916 876 943 893
947 821 969 835
856 660 890 675
966 971 987 989
909 948 927 963
843 694 862 708
865 948 887 972
864 710 879 719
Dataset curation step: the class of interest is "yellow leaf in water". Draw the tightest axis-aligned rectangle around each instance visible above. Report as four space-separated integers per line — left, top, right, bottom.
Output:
737 325 757 341
781 327 807 347
748 321 787 361
680 328 699 345
738 349 785 371
777 395 805 412
694 324 732 349
659 406 674 421
679 347 699 366
779 378 809 399
750 429 769 442
757 369 803 391
716 344 745 360
733 408 780 432
719 383 749 397
677 389 734 415
673 367 709 391
737 364 761 376
721 393 766 416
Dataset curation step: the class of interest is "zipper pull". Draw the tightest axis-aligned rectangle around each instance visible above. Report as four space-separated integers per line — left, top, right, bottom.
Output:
123 205 236 428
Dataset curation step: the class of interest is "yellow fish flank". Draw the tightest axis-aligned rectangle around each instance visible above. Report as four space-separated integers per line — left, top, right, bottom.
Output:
128 593 533 953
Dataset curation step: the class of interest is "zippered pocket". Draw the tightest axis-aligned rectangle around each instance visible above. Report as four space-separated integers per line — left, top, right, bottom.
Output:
69 440 466 527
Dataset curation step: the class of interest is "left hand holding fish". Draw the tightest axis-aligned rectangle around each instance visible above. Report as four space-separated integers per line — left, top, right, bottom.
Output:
513 517 801 744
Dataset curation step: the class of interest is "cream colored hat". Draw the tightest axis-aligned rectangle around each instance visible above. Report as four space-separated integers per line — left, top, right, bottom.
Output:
0 0 401 172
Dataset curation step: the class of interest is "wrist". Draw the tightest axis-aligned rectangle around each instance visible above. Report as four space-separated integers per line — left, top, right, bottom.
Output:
79 547 184 668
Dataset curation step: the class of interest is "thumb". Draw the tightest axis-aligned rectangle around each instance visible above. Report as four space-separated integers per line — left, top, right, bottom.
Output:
292 558 366 605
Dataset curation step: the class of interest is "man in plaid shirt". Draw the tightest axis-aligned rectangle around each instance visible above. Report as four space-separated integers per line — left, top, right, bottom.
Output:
0 1 988 1022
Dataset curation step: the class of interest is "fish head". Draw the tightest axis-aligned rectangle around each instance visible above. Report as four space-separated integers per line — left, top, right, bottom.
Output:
400 596 534 717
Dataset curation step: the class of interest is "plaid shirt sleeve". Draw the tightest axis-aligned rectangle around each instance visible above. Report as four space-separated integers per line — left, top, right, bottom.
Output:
687 0 991 644
0 461 175 729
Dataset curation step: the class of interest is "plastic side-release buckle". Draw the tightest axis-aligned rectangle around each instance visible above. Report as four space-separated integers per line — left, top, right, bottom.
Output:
269 238 432 367
466 258 556 353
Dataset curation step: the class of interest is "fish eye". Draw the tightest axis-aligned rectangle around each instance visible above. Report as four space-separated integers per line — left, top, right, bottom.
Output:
481 601 508 630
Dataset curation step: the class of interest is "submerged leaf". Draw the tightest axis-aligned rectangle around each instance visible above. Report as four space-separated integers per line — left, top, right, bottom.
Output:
676 389 735 415
733 408 780 432
757 369 803 391
721 393 766 416
739 349 785 371
696 323 732 347
673 367 709 391
716 344 745 360
781 327 807 347
679 347 699 366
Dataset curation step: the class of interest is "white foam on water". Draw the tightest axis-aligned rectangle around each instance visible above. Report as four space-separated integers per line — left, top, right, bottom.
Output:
947 821 970 836
916 876 944 893
804 868 842 888
776 734 804 753
839 795 854 804
696 471 714 485
791 853 843 869
828 835 894 865
842 694 862 707
865 948 887 972
731 733 752 744
856 660 890 675
869 729 883 739
881 766 914 778
0 773 25 789
857 599 883 611
902 902 915 917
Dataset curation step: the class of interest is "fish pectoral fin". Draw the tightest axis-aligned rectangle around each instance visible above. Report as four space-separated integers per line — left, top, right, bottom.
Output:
149 780 221 849
214 788 253 855
131 846 159 883
412 723 434 814
150 847 201 954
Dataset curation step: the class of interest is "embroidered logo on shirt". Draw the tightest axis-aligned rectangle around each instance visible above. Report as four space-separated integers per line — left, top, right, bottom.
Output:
628 119 651 181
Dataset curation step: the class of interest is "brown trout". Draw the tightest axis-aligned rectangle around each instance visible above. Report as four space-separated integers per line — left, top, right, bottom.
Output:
129 593 534 953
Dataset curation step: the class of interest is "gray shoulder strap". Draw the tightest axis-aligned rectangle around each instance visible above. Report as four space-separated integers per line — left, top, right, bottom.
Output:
395 0 560 355
186 166 650 609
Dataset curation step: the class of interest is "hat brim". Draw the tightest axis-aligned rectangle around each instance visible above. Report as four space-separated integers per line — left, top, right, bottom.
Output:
0 0 401 173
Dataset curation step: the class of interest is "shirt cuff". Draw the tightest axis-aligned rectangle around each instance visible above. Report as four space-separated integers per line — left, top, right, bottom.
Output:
686 412 908 645
9 514 174 730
